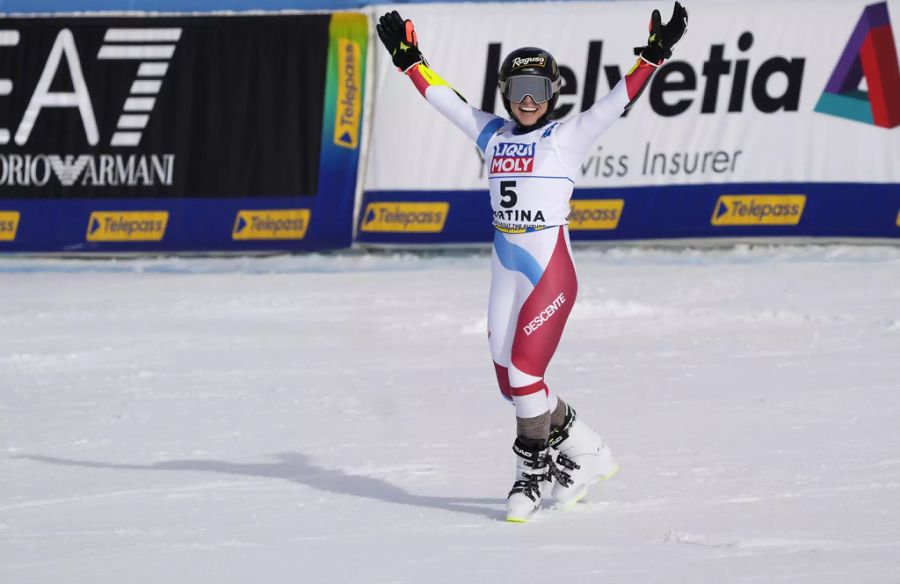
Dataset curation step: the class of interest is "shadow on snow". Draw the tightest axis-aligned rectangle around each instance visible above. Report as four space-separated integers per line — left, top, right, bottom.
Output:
18 452 506 521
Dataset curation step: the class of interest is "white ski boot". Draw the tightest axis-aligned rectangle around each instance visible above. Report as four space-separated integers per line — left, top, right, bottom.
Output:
548 406 619 508
506 437 553 523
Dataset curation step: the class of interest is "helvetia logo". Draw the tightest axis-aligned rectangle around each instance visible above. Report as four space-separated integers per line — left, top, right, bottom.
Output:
334 38 361 149
814 2 900 128
86 211 168 242
361 202 449 233
711 195 806 227
0 211 20 241
568 199 624 231
232 209 310 240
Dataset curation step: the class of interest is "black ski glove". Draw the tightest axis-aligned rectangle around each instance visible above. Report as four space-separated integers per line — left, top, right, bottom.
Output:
634 2 689 64
376 10 427 72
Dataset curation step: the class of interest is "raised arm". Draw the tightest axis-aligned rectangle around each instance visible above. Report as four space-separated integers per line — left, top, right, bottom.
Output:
377 11 504 154
554 2 689 163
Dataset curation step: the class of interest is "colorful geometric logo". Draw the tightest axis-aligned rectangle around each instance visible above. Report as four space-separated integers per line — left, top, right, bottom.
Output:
814 2 900 128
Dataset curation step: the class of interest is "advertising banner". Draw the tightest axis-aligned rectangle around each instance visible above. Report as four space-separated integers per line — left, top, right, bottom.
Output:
361 0 900 244
0 12 367 252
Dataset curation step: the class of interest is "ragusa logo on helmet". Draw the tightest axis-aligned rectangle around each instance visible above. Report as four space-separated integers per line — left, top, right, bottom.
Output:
512 56 545 69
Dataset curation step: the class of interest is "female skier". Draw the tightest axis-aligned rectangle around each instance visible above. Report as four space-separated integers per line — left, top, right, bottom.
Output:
377 3 688 522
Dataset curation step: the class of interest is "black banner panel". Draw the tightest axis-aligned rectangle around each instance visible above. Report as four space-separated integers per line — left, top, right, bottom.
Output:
0 13 368 252
0 15 328 199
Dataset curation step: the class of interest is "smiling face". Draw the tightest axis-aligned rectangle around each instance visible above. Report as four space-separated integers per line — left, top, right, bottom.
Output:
510 95 549 128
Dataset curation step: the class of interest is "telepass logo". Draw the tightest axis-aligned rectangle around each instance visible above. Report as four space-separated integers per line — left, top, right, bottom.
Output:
711 195 806 227
86 211 168 242
232 209 310 240
0 211 19 241
814 2 900 128
361 202 449 233
568 200 623 231
334 38 362 149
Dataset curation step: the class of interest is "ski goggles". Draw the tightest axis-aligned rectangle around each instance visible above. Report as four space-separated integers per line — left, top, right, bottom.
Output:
500 75 560 104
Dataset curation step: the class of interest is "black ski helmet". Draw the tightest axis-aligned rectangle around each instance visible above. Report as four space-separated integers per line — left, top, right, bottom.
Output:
498 47 561 129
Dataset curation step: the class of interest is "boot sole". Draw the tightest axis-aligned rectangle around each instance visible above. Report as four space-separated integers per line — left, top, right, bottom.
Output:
506 501 541 523
555 463 620 509
506 507 539 523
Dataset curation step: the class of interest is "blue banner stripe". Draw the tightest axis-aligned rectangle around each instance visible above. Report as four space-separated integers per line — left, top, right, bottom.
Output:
0 197 345 253
358 184 900 245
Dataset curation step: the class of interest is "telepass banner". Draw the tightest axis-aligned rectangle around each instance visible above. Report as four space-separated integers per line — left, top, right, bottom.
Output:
0 12 367 252
361 0 900 244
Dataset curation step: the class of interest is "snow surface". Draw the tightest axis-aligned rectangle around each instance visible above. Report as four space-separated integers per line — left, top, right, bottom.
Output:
2 245 900 584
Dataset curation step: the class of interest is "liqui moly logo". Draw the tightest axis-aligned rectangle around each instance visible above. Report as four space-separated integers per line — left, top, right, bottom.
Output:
491 142 535 174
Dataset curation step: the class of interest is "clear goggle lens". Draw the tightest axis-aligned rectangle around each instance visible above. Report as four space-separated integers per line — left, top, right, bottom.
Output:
502 76 555 104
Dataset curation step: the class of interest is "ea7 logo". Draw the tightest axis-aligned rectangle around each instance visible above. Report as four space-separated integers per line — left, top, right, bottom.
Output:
0 27 181 147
